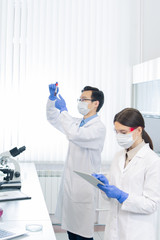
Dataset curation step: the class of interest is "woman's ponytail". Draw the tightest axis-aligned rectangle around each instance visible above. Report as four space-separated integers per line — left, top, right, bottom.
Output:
142 129 153 150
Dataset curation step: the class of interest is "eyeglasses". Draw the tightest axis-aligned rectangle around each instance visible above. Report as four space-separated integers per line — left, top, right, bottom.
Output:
77 98 96 102
114 127 137 135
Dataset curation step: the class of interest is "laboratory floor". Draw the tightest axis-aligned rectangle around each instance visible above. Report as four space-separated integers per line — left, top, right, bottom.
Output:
53 224 105 240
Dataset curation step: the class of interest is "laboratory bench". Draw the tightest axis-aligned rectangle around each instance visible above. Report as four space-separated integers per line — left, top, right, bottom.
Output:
0 163 56 240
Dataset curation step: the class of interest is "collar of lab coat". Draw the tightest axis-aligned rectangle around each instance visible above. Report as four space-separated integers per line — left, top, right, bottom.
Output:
125 140 145 162
78 115 101 126
119 143 150 172
80 114 98 127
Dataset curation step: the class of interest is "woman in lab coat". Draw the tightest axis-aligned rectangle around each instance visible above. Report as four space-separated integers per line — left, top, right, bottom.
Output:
46 83 106 239
93 108 160 240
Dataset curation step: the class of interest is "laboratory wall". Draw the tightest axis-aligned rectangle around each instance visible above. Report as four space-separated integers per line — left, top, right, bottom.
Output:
0 0 159 163
0 0 136 163
141 0 160 62
131 0 160 64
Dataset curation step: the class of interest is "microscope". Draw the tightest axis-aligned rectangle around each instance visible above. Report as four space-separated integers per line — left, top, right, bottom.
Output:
0 146 26 189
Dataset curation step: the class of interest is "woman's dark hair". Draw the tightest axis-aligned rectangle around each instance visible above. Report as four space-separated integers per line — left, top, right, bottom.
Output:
81 86 104 112
114 108 153 150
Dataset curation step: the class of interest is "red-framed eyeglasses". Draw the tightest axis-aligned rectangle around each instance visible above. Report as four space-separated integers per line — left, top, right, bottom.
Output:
130 127 136 132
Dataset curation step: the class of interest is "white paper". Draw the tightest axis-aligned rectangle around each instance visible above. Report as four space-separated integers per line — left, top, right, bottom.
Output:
0 190 31 202
74 171 104 188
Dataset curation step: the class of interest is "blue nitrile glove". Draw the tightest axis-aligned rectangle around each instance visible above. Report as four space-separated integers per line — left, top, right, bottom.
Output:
55 94 68 112
97 184 129 203
92 173 109 185
49 82 59 101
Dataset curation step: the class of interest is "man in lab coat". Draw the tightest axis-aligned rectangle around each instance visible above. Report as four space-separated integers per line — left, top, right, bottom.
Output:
46 84 106 240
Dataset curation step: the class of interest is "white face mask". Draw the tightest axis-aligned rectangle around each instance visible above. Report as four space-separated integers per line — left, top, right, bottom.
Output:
77 101 90 116
116 132 135 149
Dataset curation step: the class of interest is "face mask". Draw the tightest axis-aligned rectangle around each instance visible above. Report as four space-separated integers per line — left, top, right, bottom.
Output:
116 132 135 149
77 101 90 116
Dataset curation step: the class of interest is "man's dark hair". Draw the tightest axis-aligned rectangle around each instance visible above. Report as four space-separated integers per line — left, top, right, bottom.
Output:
81 86 104 112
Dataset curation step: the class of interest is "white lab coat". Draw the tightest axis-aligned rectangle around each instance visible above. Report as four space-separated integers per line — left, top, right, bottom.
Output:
103 144 160 240
46 99 106 237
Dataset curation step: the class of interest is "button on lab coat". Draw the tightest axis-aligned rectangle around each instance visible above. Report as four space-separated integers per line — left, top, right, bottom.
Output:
103 144 160 240
46 99 106 238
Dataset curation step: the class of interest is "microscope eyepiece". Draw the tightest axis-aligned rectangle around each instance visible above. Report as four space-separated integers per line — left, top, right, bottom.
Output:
9 146 26 157
18 146 26 154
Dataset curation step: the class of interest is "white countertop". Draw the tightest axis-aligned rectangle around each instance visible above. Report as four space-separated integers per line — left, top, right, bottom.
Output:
0 163 56 240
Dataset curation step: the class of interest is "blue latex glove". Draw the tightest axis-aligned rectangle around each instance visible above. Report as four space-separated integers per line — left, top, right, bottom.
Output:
92 173 109 185
49 82 59 101
55 94 68 112
97 183 129 204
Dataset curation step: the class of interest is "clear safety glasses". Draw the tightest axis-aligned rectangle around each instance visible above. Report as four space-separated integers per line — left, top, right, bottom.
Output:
77 98 96 102
114 127 137 135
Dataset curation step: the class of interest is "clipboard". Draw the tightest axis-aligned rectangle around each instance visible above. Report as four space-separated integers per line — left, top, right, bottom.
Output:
74 171 105 189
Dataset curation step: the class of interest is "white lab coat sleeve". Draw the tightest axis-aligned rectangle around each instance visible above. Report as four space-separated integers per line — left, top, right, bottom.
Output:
58 111 106 150
46 99 65 133
121 159 160 214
